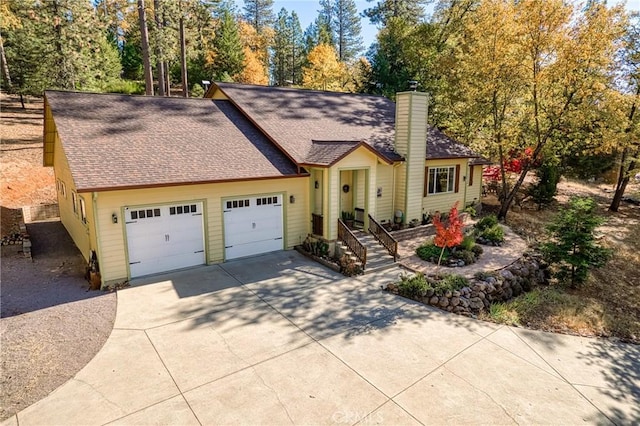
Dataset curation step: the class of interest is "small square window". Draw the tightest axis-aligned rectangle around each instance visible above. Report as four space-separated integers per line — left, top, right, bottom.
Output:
177 206 183 214
146 209 153 217
139 210 146 218
232 201 238 208
183 205 189 213
239 200 244 207
245 199 249 206
154 208 161 217
226 201 232 209
257 198 262 206
190 205 196 213
170 207 176 215
131 211 138 220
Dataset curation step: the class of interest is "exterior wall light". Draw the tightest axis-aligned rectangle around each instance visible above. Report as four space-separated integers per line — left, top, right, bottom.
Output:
289 195 295 204
112 213 118 224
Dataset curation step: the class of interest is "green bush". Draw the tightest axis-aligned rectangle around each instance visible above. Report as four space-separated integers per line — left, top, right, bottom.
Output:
397 273 429 298
416 243 448 262
436 274 469 293
460 235 476 251
452 250 476 265
479 224 504 244
471 245 484 256
475 215 498 231
101 79 145 95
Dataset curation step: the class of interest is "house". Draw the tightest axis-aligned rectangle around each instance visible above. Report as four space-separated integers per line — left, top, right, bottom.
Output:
43 83 483 287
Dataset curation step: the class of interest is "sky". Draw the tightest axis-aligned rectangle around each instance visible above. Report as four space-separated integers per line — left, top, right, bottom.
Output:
267 0 640 55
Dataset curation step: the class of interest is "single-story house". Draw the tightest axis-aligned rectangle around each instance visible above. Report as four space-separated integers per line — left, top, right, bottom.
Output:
43 82 483 287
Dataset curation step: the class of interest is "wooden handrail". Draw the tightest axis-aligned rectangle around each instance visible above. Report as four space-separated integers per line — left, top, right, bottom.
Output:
337 219 367 268
368 214 398 261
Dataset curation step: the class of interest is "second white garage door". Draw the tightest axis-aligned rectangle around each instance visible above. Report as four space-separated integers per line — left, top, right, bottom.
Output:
224 194 283 260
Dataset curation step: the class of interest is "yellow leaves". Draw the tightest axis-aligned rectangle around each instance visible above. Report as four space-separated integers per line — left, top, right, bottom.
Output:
302 44 347 91
235 46 268 85
0 3 21 30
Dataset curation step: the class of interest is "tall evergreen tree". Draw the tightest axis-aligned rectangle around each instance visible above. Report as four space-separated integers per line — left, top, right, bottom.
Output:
317 0 336 47
363 0 428 26
243 0 275 32
288 11 304 85
210 3 245 80
333 0 363 62
272 8 292 86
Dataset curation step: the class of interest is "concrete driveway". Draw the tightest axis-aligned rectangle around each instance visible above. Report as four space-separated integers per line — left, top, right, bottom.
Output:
4 251 639 425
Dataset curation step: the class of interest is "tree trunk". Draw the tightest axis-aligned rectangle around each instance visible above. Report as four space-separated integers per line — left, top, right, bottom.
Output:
138 0 154 96
609 149 636 212
609 89 638 212
165 61 171 96
153 0 165 96
180 15 188 98
0 36 12 89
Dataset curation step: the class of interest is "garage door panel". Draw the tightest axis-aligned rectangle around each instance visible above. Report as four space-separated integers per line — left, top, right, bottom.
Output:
224 195 283 260
125 202 205 278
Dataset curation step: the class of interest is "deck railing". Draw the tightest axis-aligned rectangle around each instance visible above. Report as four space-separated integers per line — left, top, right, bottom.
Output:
312 213 323 236
337 218 367 268
368 214 398 261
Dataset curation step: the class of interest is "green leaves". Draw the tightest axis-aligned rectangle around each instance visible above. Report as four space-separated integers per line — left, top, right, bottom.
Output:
541 196 612 287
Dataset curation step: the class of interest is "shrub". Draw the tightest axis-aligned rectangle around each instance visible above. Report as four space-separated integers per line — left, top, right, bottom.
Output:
471 245 484 256
436 274 469 293
464 206 477 217
541 196 612 287
475 215 498 232
397 273 429 298
101 79 145 95
432 202 464 265
417 242 448 262
529 160 561 210
452 250 476 265
460 235 476 251
479 224 504 244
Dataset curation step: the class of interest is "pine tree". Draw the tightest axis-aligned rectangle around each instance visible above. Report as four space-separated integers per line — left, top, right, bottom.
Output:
243 0 275 33
363 0 428 26
288 11 304 85
333 0 362 63
272 8 292 86
209 3 245 81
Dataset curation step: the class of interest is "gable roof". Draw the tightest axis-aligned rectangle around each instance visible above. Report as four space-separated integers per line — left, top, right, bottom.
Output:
45 91 301 192
303 140 393 166
213 82 401 164
426 127 478 159
213 82 478 165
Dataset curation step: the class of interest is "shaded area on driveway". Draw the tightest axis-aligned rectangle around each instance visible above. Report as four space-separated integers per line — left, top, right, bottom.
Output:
1 220 106 317
0 220 116 421
4 251 639 425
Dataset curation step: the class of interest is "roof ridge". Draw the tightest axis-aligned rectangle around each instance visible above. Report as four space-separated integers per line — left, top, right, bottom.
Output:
44 90 213 102
215 82 392 101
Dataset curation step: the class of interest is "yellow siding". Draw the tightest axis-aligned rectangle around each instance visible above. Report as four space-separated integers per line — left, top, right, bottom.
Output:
53 133 93 261
375 163 394 223
393 163 407 221
43 100 55 167
326 146 377 239
394 92 428 224
209 88 229 99
422 158 468 215
94 177 309 284
465 165 484 205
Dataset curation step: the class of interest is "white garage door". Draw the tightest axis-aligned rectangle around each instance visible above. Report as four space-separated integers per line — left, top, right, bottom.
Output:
125 202 205 277
224 195 283 260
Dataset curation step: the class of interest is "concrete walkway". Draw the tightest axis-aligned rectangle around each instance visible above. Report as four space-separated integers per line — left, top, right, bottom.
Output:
398 224 529 278
4 252 638 425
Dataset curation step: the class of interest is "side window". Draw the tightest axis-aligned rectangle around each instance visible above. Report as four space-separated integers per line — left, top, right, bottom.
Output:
79 197 87 224
71 191 78 215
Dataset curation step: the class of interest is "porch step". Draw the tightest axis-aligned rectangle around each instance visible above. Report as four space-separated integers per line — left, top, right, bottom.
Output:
351 230 397 272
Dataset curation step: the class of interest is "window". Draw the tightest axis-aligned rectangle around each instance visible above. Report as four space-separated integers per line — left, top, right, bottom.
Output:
425 166 459 196
59 181 67 198
469 165 474 186
225 199 250 210
169 204 197 215
71 191 78 215
131 208 161 220
79 197 87 224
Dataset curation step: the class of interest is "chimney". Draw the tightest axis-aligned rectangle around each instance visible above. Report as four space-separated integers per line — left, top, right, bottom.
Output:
394 91 428 224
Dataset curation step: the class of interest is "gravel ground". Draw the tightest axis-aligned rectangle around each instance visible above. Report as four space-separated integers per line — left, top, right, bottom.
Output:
0 220 116 421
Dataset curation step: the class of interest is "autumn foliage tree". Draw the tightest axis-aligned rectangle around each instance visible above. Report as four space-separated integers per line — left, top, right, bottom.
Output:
432 202 464 266
302 43 345 91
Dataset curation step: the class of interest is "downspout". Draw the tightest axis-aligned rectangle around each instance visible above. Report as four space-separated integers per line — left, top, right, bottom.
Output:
92 192 105 289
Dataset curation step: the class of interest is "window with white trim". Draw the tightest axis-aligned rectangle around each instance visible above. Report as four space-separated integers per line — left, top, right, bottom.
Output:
71 191 78 215
60 180 67 198
426 166 456 195
79 197 87 224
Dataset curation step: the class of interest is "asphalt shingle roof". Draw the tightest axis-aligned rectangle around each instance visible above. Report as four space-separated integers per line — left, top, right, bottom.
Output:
215 83 478 164
45 91 300 192
215 83 401 163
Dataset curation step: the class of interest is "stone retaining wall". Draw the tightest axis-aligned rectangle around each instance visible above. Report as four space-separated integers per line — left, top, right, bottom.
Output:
389 253 550 316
